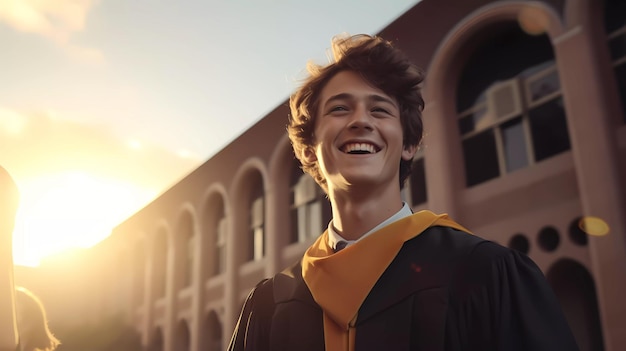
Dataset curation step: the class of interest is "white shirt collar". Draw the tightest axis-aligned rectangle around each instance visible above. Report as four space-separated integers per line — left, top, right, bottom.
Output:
327 202 413 251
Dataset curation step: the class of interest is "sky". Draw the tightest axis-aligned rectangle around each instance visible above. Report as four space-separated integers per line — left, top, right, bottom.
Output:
1 0 421 266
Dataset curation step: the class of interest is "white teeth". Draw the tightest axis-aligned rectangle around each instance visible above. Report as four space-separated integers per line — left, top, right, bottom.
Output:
343 143 376 154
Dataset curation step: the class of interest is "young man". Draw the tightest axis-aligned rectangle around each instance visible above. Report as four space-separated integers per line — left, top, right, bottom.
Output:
229 34 578 351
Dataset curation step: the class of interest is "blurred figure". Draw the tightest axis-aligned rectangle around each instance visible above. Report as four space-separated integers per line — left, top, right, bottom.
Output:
1 166 20 351
15 287 60 351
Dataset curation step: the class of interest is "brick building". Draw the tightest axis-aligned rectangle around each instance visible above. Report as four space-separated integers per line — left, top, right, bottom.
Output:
28 1 626 350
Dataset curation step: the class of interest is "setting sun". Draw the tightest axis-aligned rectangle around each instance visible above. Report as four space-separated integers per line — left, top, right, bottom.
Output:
2 108 201 267
12 171 156 267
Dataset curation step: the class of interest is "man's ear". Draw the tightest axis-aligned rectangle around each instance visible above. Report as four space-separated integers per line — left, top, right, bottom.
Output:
302 147 317 163
401 144 418 161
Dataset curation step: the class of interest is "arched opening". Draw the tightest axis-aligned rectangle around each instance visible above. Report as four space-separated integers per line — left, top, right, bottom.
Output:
456 22 570 186
408 153 427 206
569 216 589 246
508 233 530 254
173 319 191 351
132 240 146 306
603 0 626 122
538 226 560 252
547 259 604 351
153 227 168 299
148 327 163 351
247 171 265 261
289 158 331 244
203 192 227 277
205 310 223 351
177 210 195 288
232 161 268 266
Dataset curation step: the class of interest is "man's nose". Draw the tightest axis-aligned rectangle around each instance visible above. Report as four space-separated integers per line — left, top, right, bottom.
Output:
347 105 373 130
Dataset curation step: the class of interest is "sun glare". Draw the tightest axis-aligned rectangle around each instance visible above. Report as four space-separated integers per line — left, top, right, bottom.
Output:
127 139 142 150
12 171 155 267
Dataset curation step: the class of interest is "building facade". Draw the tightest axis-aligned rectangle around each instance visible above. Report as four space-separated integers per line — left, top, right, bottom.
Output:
66 0 626 350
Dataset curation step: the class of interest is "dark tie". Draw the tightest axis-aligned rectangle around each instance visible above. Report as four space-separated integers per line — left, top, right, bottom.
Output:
335 241 348 252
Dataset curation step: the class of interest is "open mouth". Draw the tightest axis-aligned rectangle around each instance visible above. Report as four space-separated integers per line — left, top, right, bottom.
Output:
340 142 380 154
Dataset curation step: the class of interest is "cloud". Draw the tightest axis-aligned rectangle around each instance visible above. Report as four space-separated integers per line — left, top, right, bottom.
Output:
0 0 104 64
0 107 201 192
64 43 106 65
2 107 206 266
0 107 27 134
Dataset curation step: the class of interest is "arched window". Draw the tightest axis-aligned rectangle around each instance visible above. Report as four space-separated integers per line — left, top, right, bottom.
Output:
248 172 265 261
178 210 194 287
215 212 227 275
205 310 223 351
202 193 227 277
289 159 331 244
173 320 190 351
547 259 604 351
132 241 145 306
408 153 427 206
604 0 626 122
457 23 570 186
153 228 167 299
149 327 164 351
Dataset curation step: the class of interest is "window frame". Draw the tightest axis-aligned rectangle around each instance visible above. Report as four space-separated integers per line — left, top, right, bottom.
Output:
457 63 567 186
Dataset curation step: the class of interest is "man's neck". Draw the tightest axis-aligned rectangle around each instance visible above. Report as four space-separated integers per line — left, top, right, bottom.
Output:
329 183 404 241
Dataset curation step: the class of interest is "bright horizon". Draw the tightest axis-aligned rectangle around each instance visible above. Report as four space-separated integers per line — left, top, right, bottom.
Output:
2 0 422 266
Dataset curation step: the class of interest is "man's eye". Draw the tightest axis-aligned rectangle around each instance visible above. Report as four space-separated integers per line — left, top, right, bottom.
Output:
372 107 390 114
330 106 348 112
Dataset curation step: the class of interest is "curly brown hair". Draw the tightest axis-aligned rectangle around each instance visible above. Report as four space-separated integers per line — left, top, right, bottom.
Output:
288 34 425 192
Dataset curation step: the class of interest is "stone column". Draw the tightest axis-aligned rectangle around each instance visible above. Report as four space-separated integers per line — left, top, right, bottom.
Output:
264 185 282 277
190 225 205 351
142 238 156 348
421 94 463 219
553 25 626 351
223 199 238 347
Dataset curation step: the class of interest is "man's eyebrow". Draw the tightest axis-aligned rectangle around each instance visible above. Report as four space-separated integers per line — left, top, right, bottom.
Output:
324 93 398 108
324 93 353 106
369 94 398 107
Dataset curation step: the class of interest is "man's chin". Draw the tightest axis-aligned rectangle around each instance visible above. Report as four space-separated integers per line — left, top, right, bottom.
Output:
335 175 383 189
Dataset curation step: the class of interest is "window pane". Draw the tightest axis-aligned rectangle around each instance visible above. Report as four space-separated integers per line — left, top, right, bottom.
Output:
216 247 225 275
321 198 331 232
214 217 226 275
456 25 554 112
289 207 298 243
529 97 571 161
491 82 519 119
615 63 626 123
608 31 626 61
247 228 255 261
297 206 307 242
603 0 626 34
458 115 473 135
251 197 264 227
410 158 427 205
501 118 528 172
529 70 560 102
308 201 323 239
253 227 264 260
463 129 500 186
186 238 195 286
458 108 487 135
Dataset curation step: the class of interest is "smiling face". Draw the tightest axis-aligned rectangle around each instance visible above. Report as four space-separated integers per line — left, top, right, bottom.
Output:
302 70 416 195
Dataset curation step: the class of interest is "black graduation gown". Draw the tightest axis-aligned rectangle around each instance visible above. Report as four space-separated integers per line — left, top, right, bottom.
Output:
229 226 579 351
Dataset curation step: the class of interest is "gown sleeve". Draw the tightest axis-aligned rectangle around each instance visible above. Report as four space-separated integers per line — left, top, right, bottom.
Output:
449 241 580 351
228 278 274 351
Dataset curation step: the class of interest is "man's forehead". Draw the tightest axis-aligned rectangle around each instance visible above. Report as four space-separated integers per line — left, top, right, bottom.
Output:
319 71 397 106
